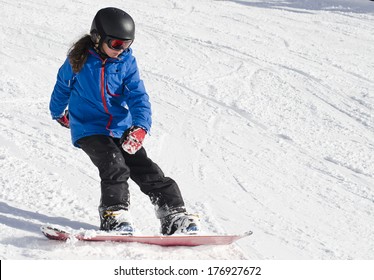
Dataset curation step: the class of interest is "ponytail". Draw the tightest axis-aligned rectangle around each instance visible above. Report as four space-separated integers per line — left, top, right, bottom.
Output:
68 35 93 73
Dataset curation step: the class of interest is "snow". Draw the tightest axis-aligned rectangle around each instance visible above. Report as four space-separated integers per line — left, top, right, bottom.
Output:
0 0 373 260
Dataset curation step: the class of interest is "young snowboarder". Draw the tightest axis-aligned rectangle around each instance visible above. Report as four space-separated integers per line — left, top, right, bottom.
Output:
49 7 200 235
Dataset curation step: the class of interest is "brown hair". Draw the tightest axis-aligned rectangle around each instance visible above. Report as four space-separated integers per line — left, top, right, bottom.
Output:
68 35 94 73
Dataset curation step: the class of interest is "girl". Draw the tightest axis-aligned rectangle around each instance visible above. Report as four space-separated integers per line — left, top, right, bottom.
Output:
49 7 200 235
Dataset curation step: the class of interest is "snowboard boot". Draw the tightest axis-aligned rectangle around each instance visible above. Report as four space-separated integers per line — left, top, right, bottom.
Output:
160 212 200 235
99 205 134 235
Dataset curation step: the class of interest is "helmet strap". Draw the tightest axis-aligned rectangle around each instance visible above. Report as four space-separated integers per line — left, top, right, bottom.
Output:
91 32 109 59
91 32 100 45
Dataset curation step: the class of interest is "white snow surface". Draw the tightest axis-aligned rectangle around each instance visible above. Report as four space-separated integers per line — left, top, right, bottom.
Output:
0 0 373 260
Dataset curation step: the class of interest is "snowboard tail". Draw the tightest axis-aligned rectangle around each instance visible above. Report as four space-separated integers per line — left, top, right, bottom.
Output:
41 225 252 247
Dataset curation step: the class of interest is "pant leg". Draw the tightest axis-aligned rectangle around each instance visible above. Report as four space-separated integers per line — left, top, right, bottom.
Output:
113 139 186 218
78 135 130 209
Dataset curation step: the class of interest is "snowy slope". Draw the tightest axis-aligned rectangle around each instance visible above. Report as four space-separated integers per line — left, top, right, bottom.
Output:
0 0 373 260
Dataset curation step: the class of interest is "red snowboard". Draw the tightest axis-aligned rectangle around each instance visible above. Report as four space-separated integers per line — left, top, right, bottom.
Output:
41 225 252 247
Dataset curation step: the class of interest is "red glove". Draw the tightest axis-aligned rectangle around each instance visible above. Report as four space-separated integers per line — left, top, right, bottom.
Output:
121 126 146 154
57 110 69 128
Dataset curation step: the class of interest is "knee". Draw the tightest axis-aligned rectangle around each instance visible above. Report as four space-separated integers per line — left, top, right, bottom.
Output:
98 153 130 182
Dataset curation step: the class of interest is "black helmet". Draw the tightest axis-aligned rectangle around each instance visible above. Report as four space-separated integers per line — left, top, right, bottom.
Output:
90 7 135 44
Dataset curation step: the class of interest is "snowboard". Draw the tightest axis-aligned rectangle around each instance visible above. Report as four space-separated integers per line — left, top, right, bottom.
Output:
41 225 252 247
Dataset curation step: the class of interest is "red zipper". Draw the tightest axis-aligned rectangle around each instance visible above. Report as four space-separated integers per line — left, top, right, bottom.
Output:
106 83 120 97
100 59 114 136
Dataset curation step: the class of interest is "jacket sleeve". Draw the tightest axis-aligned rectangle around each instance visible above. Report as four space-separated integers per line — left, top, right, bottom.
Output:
123 56 152 132
49 58 75 119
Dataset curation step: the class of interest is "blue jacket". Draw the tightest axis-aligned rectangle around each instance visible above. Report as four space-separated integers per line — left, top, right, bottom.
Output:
49 48 152 147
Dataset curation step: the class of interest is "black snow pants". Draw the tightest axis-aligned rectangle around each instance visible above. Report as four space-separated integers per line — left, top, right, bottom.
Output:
77 135 186 218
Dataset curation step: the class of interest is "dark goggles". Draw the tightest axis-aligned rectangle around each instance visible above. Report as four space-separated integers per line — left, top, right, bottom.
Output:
106 38 133 50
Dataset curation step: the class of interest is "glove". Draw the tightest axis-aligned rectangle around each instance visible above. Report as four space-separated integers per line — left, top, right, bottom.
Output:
57 110 69 128
121 126 146 154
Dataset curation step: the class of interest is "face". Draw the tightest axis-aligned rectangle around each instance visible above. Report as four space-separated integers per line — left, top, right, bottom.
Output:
102 42 124 58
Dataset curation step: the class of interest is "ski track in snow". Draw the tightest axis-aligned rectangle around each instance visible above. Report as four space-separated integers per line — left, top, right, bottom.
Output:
0 0 373 259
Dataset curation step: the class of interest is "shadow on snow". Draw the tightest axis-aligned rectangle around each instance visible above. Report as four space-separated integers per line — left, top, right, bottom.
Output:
0 201 98 235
